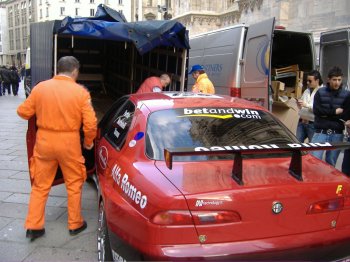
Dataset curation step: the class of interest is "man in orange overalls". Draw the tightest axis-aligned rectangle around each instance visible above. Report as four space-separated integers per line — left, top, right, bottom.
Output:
17 56 97 240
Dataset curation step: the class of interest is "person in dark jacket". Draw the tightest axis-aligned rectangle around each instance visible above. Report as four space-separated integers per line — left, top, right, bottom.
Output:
341 94 350 176
311 66 350 166
10 66 21 96
1 66 12 95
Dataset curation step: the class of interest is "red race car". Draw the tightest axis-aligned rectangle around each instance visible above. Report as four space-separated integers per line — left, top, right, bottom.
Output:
95 92 350 261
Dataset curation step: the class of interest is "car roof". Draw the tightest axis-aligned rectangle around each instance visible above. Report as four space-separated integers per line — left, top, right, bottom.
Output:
130 92 266 112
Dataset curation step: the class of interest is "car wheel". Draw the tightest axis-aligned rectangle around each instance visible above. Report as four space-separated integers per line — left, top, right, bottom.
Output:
97 201 113 262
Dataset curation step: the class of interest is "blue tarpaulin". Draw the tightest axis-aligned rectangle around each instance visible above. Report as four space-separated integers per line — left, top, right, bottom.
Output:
54 4 190 55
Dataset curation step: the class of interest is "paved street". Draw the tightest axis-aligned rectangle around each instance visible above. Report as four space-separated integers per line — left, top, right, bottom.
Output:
0 82 98 261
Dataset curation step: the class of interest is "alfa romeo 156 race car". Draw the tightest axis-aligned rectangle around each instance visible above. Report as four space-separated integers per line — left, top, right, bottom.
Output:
95 92 350 261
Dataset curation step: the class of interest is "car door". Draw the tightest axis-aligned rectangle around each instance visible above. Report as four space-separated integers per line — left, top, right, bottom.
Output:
95 98 136 226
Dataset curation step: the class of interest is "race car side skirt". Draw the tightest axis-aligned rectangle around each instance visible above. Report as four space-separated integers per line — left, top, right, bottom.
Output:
164 142 350 185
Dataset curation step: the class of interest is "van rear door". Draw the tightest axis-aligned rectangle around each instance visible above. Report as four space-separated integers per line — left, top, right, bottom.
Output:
320 28 350 89
240 18 275 109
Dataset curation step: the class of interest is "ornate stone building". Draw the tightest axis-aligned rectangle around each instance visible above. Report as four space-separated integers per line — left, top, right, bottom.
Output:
171 0 350 40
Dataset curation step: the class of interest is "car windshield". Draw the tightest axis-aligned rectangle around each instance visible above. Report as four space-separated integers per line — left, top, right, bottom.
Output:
146 107 299 161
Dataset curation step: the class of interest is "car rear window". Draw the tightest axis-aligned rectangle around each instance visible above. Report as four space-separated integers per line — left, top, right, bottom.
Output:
145 107 299 161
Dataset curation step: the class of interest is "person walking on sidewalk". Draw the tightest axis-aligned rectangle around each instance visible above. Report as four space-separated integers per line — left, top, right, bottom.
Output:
1 66 12 95
10 66 21 96
17 56 97 240
311 66 350 166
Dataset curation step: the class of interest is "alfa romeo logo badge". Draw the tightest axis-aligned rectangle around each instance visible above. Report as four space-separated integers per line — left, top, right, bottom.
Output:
272 201 283 214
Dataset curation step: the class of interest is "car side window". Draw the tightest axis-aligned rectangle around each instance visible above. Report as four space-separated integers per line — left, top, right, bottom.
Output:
99 96 129 136
105 100 135 150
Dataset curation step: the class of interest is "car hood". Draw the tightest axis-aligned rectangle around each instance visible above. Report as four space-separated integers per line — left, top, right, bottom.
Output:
155 154 350 243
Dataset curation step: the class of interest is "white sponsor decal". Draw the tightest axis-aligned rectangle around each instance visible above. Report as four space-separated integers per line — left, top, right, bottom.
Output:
183 108 262 119
163 92 223 99
129 139 136 147
112 250 126 262
115 110 132 129
98 146 108 170
194 142 332 151
195 199 224 207
111 164 147 209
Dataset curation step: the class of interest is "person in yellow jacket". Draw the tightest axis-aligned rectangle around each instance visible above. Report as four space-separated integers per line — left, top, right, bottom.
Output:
189 64 215 94
17 56 97 240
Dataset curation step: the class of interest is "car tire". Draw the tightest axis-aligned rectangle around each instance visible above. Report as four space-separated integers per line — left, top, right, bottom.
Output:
97 201 113 262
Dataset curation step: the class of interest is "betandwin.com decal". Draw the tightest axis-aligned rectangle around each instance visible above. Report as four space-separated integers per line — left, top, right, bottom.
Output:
179 108 262 119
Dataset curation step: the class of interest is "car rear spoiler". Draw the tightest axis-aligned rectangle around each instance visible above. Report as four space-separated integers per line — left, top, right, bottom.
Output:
164 142 350 185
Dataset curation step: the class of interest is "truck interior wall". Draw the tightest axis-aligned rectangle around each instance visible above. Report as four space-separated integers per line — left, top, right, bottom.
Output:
56 35 186 121
272 31 314 86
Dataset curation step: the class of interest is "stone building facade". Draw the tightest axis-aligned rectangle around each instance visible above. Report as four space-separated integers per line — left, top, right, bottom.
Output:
172 0 350 40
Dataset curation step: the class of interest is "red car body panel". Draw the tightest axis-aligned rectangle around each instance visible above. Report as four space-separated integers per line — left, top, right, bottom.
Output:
95 93 350 260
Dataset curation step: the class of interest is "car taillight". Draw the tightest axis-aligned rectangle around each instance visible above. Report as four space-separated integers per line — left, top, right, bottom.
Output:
151 210 241 225
307 198 345 214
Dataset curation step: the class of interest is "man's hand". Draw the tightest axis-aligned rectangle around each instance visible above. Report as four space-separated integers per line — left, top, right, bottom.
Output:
84 143 94 150
336 108 344 115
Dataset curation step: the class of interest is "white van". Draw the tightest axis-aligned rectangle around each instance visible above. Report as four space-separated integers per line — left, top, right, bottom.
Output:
188 18 316 112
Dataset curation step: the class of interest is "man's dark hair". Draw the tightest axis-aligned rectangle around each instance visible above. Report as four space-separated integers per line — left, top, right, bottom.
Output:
57 56 80 74
308 70 323 85
328 66 343 78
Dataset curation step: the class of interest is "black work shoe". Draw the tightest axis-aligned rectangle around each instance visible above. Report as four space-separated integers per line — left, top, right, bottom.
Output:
26 228 45 240
69 221 87 236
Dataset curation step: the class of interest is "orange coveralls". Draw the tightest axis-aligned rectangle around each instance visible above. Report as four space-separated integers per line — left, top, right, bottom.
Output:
17 75 97 230
136 76 163 93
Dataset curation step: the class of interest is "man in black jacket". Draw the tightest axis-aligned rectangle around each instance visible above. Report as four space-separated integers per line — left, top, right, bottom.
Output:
341 94 350 176
311 66 350 166
1 66 12 95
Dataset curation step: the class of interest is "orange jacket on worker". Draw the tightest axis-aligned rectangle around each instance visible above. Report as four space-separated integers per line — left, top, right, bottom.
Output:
136 76 163 94
17 75 97 147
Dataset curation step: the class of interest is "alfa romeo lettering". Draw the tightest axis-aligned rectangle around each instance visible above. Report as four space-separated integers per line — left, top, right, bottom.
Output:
111 164 148 209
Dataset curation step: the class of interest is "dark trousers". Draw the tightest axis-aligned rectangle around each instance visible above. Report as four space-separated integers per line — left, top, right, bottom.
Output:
342 137 350 176
11 82 19 96
3 82 11 95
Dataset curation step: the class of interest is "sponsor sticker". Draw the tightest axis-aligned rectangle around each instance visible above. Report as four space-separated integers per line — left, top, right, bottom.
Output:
336 185 343 195
194 142 333 152
195 199 224 207
98 146 108 170
179 108 262 119
129 140 136 147
112 250 126 262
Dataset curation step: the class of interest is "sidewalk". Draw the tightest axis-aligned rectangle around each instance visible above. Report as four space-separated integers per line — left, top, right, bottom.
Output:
0 82 98 261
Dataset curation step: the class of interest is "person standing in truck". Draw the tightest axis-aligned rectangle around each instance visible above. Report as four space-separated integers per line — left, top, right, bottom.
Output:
311 66 350 166
136 74 171 94
189 64 215 94
296 70 323 142
17 56 97 240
